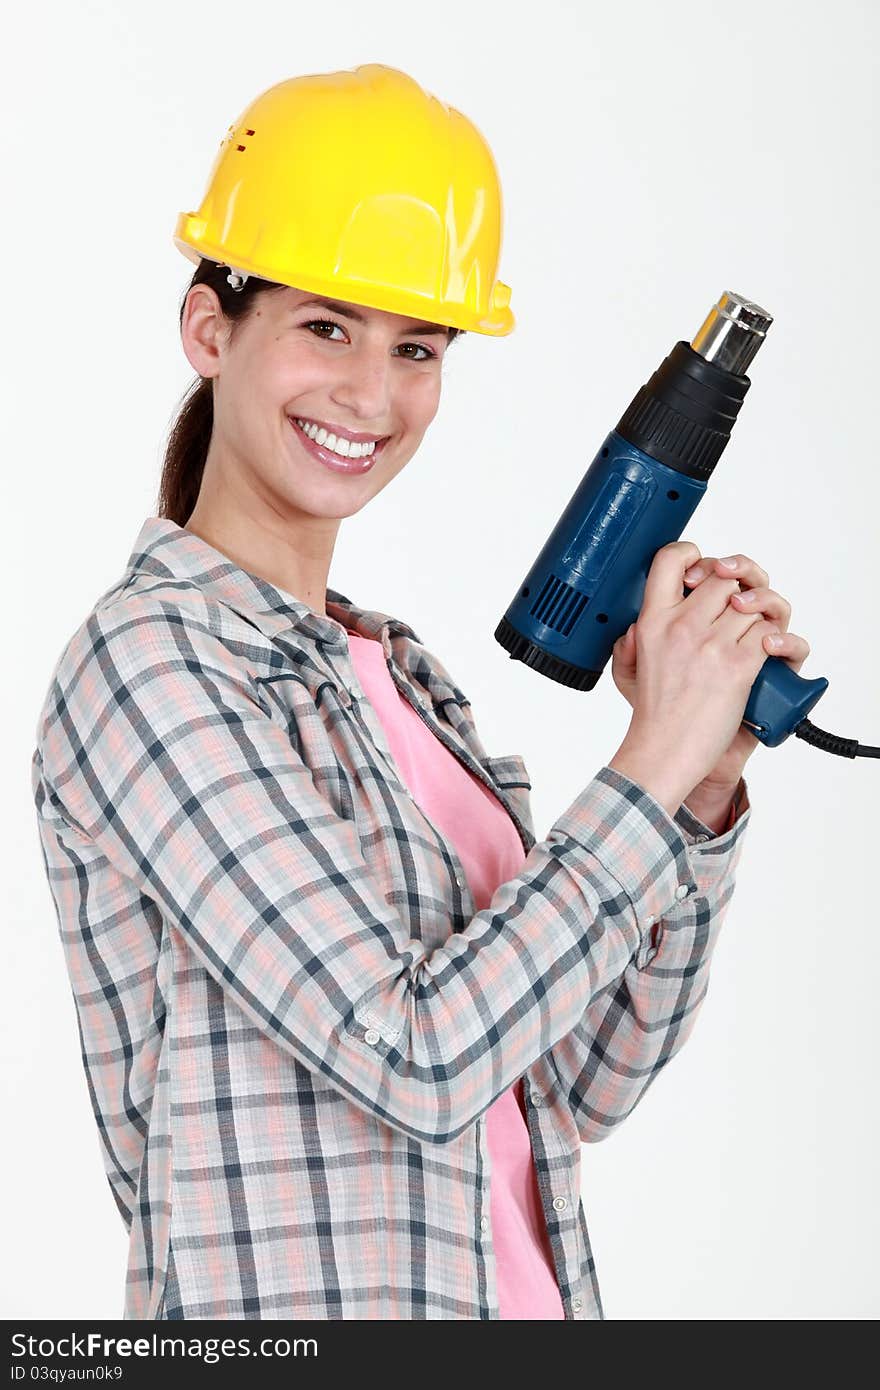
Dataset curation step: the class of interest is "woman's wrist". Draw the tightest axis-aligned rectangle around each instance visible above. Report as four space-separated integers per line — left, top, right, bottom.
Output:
607 740 745 834
679 777 743 835
606 740 693 820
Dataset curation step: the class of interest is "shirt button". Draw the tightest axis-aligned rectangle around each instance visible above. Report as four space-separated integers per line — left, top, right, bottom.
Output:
572 1297 583 1312
480 1215 489 1232
552 1195 567 1211
363 1028 381 1046
675 883 690 901
643 914 655 928
696 833 710 843
531 1092 545 1106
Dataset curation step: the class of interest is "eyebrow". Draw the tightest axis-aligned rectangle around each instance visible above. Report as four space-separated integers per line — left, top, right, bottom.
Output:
292 296 450 336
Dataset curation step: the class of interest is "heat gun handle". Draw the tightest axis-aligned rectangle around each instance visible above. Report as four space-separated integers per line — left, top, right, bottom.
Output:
743 657 829 748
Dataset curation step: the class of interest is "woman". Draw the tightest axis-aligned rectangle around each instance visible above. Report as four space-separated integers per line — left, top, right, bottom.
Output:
31 64 808 1321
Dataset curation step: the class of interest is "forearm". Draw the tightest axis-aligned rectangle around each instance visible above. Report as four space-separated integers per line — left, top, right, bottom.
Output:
548 771 753 1142
608 744 744 833
679 774 748 836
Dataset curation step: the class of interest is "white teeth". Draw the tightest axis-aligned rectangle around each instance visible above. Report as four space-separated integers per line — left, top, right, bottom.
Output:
295 418 377 459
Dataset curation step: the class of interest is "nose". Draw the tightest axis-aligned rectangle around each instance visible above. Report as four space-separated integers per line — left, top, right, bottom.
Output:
328 342 394 426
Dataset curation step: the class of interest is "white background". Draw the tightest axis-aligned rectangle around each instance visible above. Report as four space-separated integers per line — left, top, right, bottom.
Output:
5 0 878 1320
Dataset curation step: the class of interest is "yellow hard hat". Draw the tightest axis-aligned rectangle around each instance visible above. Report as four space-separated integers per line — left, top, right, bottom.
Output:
173 63 514 336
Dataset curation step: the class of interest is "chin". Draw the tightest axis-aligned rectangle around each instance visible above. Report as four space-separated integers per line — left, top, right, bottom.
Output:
283 484 376 521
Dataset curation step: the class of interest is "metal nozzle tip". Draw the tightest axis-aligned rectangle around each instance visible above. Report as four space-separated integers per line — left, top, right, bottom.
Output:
691 290 773 376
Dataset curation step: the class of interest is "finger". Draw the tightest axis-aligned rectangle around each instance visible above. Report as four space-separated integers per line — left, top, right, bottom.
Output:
727 585 792 629
683 556 713 586
684 561 743 622
643 540 703 612
761 629 811 672
711 553 770 589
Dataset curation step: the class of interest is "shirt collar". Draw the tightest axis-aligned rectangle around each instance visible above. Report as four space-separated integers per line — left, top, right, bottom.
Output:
122 515 423 651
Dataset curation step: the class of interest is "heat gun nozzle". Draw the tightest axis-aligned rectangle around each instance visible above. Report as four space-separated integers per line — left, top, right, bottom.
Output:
616 287 774 480
690 290 773 376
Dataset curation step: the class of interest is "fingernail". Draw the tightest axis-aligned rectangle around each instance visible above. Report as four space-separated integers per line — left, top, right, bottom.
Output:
736 589 756 602
719 556 738 569
684 565 704 582
767 633 785 647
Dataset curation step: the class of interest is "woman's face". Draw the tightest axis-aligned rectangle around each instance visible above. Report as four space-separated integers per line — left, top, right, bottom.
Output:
182 282 450 525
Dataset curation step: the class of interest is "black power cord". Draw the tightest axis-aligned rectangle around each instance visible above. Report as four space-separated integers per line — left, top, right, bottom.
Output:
794 720 880 758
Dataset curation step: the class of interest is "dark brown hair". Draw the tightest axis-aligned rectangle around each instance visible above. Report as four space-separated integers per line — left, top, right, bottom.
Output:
157 258 466 526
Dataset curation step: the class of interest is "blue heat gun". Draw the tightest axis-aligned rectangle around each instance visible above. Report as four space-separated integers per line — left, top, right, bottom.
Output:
496 291 877 759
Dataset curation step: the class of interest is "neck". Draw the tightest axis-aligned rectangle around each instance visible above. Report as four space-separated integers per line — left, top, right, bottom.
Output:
184 464 342 616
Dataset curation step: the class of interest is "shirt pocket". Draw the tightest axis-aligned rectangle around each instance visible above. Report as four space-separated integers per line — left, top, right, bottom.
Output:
481 751 532 791
479 751 536 845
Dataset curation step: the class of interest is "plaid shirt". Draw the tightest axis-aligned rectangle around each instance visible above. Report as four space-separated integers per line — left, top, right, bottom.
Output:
31 515 751 1321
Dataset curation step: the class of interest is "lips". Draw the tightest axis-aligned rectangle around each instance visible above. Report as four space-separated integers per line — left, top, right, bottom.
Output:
288 417 388 475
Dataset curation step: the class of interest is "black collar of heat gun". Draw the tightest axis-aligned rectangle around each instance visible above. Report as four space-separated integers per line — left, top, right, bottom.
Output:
615 340 751 482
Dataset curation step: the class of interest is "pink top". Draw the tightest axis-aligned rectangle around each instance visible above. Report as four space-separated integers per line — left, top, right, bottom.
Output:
346 631 565 1320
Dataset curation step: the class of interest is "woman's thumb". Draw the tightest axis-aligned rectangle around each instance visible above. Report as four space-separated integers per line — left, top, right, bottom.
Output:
613 622 635 661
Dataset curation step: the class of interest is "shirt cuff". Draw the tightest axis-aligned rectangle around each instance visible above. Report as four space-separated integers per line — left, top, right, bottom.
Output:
548 764 703 951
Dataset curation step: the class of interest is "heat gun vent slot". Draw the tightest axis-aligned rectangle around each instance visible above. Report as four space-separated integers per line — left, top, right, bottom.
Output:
530 573 588 637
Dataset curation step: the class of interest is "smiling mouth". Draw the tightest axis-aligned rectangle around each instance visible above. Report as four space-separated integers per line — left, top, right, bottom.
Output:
287 417 390 474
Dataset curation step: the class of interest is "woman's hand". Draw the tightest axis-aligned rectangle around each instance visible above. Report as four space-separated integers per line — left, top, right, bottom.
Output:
611 549 811 790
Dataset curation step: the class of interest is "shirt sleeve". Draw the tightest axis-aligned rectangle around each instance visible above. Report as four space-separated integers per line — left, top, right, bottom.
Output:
33 597 716 1147
545 772 751 1142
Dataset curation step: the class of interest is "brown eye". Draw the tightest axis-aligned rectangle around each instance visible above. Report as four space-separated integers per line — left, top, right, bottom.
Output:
303 318 436 360
396 342 436 361
304 318 345 340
